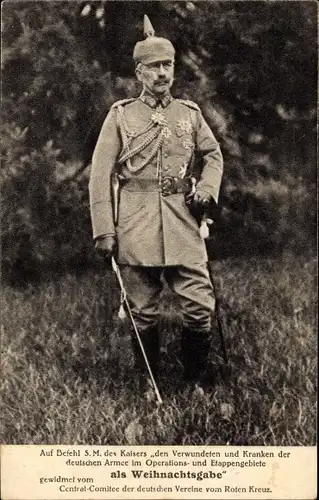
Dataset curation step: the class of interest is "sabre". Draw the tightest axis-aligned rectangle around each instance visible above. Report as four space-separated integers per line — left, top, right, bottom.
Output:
111 257 163 405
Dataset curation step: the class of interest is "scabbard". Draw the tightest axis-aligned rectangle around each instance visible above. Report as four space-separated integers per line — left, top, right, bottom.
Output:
111 172 120 226
207 260 228 365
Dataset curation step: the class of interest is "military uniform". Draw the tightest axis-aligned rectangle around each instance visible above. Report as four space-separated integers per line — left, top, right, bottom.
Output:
90 92 222 267
89 16 223 383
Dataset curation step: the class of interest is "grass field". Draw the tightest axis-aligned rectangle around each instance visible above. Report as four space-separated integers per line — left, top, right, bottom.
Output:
1 253 317 445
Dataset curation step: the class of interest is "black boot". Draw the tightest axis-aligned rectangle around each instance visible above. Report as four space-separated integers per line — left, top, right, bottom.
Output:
181 327 211 383
131 324 160 383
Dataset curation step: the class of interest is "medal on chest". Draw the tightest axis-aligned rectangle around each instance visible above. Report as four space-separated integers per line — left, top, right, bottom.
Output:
176 118 193 137
151 110 167 126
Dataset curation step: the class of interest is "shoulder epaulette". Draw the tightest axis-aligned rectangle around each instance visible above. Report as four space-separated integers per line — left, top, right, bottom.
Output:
111 98 136 109
176 99 200 111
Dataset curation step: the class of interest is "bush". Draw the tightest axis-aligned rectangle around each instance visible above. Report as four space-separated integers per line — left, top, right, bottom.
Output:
1 123 94 284
210 169 316 259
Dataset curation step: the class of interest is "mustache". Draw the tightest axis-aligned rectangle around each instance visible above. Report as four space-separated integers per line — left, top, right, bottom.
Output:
155 78 170 84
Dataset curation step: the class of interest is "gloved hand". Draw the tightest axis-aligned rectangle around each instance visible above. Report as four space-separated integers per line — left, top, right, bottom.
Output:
95 235 117 260
192 189 211 209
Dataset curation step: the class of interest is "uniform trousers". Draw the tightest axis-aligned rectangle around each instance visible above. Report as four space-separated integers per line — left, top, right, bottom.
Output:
119 263 215 333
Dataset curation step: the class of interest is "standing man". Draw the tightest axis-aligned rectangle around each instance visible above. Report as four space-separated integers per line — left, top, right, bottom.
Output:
89 16 223 387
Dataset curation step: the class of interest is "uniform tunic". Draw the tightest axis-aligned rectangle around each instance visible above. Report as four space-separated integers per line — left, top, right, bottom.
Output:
89 93 223 267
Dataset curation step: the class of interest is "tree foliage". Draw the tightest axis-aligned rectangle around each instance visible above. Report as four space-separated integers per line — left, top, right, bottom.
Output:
1 1 317 282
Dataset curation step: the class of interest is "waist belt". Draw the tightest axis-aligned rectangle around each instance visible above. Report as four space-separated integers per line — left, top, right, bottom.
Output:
121 176 192 197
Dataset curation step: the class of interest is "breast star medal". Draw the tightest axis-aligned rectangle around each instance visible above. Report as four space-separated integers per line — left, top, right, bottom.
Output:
176 118 193 136
151 111 167 127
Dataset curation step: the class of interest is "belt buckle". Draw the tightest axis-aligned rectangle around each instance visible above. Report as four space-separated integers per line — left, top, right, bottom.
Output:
161 176 176 196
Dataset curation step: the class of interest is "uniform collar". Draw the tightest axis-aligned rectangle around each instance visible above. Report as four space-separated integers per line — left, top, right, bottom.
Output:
139 89 173 109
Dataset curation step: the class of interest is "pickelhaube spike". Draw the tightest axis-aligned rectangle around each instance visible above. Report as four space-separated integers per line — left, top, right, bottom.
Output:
144 15 155 38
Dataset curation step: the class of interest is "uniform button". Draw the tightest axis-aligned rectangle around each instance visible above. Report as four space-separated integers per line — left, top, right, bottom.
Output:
163 152 168 158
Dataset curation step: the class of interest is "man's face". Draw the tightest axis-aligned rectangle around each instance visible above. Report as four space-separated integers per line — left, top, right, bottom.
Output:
136 59 175 96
